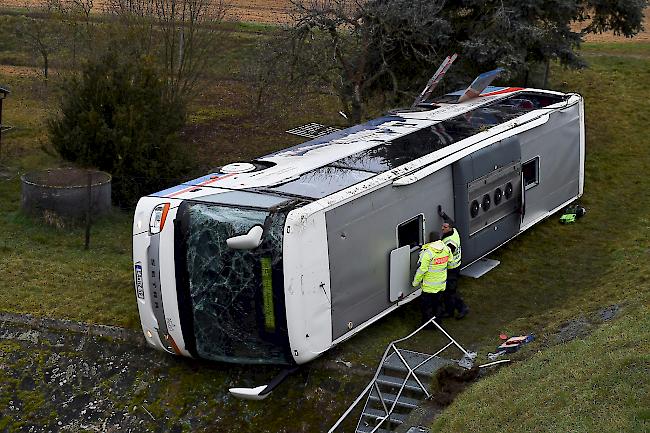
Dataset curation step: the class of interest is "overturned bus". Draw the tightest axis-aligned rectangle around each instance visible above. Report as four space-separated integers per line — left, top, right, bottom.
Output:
132 86 585 366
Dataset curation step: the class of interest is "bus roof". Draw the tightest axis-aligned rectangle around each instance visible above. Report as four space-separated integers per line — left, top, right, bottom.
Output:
152 87 569 201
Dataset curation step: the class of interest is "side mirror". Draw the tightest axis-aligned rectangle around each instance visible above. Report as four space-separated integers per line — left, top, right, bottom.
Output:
226 225 264 250
229 367 298 400
229 385 270 400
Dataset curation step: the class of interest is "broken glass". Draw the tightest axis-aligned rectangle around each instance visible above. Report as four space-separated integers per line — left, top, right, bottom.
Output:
183 203 290 364
268 166 375 199
332 125 456 173
332 92 567 173
198 190 290 209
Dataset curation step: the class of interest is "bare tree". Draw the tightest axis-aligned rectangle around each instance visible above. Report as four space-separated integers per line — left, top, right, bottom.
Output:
103 0 157 55
15 2 65 82
286 0 449 124
105 0 228 105
71 0 96 56
279 0 648 124
46 0 96 67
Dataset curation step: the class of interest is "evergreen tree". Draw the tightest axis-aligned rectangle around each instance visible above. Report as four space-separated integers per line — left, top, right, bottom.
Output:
443 0 648 80
284 0 647 123
49 50 190 207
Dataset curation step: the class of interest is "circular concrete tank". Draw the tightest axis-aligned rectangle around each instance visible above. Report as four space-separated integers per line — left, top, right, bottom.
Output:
21 168 111 221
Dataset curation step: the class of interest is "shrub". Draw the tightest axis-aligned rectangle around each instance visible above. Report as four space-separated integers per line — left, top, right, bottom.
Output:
49 49 191 207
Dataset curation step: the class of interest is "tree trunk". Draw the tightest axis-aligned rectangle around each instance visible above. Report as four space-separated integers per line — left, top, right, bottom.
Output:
72 25 77 68
349 83 363 124
179 28 185 74
543 60 550 88
0 98 3 160
42 52 49 83
85 170 92 250
524 68 529 87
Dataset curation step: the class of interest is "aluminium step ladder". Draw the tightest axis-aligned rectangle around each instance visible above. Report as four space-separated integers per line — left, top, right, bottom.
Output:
329 318 475 433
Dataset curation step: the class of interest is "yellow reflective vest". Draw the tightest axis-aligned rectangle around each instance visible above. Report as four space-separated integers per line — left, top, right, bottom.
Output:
411 240 452 294
443 228 462 269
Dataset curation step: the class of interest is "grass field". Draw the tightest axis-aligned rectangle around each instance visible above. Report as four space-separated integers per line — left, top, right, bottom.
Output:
428 44 650 432
0 15 333 328
432 305 650 433
0 7 649 432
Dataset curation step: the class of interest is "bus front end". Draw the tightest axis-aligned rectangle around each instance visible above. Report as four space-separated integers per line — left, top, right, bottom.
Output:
132 191 296 365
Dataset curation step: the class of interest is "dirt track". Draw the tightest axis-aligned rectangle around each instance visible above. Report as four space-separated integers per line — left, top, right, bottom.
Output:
1 0 294 23
4 0 648 39
226 0 292 24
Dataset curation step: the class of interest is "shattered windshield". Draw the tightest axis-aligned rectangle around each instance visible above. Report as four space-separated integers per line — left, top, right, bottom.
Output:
176 202 291 364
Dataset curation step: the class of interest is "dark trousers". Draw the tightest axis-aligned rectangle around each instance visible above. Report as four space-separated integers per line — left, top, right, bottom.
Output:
443 268 467 315
420 291 444 325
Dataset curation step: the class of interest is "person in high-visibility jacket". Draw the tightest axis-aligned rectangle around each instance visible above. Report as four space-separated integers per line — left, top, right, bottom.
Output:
412 233 453 325
441 222 469 319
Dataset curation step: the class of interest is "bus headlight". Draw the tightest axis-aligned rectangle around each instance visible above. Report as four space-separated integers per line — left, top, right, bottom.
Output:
149 203 170 234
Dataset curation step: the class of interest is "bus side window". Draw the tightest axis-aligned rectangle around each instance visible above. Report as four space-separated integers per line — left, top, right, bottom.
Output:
523 156 540 190
397 214 424 251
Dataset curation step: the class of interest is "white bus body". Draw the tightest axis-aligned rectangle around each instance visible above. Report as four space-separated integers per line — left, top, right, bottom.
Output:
133 87 585 365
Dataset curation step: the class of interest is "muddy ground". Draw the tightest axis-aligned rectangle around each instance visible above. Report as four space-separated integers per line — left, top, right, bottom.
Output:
1 318 174 432
0 313 479 432
0 314 199 432
0 313 376 432
0 304 620 432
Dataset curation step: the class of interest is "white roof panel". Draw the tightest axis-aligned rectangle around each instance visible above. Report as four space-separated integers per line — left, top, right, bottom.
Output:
151 88 569 202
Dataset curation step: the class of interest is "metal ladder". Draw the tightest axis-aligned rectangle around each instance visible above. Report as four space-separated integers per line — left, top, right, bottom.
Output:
329 318 475 433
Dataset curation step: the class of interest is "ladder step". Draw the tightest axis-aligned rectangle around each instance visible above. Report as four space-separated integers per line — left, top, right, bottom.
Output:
355 424 393 433
376 374 427 394
382 350 452 377
369 390 420 409
361 407 407 424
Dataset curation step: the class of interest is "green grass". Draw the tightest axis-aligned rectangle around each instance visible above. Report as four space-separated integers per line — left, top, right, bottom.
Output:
1 16 649 430
422 43 650 432
187 105 244 124
0 58 139 327
581 41 650 57
0 215 136 327
0 177 138 327
431 305 650 433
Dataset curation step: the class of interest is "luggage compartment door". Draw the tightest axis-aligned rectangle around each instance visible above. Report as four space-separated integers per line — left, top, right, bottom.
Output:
453 136 522 265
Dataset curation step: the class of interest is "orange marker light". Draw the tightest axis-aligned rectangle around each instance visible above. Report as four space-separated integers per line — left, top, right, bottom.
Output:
159 203 170 231
149 203 171 234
